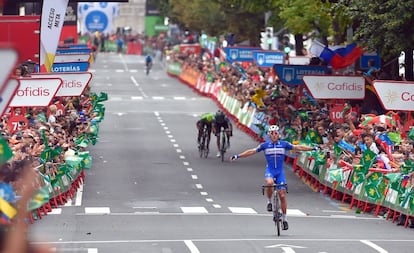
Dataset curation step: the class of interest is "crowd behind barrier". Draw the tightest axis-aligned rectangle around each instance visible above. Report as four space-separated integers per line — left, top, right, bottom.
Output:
0 61 108 252
166 47 414 228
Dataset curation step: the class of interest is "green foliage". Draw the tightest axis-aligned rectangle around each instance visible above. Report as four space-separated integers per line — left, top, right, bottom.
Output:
344 0 414 60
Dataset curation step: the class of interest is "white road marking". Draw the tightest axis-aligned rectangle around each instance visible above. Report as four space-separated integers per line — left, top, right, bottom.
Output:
173 144 179 148
131 96 143 100
173 97 186 100
179 155 185 159
360 240 388 253
181 207 208 214
119 54 129 71
103 65 108 68
161 123 166 126
35 238 414 246
195 184 203 189
191 175 198 179
206 198 213 202
164 127 169 130
63 199 72 207
176 149 182 153
154 111 159 116
287 209 306 216
213 204 222 208
322 210 347 213
330 215 356 219
167 135 173 138
115 69 124 73
49 208 62 215
75 183 84 206
166 131 171 134
152 96 165 100
129 69 138 73
193 114 198 117
170 139 176 143
187 168 193 172
88 248 98 253
200 192 208 196
109 97 122 101
228 207 257 214
85 207 111 214
184 240 200 253
183 162 189 166
107 83 112 86
130 76 148 98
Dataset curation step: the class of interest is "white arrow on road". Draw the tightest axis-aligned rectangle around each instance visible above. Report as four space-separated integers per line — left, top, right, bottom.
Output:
265 244 306 253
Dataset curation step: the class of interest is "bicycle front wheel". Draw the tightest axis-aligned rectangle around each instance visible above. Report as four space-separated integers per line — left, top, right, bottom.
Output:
220 132 226 162
273 193 281 237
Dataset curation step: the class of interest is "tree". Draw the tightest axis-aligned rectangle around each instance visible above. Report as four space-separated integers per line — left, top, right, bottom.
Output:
344 0 414 80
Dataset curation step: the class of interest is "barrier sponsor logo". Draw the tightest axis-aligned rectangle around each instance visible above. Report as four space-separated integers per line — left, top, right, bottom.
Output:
32 72 92 96
179 44 201 55
224 47 261 62
273 64 328 86
373 80 414 110
303 75 365 99
9 78 62 107
51 62 90 72
253 51 284 67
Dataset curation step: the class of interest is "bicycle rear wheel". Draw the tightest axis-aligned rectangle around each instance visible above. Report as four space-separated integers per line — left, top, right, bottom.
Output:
273 192 281 237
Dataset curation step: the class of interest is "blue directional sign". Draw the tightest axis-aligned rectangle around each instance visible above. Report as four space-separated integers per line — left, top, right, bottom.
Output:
56 48 92 54
360 53 381 69
224 47 261 62
253 51 285 68
51 62 90 72
273 64 328 86
58 44 89 49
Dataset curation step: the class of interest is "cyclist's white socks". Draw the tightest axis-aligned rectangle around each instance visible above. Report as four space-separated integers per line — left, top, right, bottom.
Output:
282 214 287 222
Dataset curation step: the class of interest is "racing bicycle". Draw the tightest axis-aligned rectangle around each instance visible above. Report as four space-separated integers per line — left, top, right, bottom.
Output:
198 125 209 158
262 182 288 236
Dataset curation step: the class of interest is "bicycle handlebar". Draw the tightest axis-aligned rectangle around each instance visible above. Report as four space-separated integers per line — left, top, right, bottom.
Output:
262 184 288 195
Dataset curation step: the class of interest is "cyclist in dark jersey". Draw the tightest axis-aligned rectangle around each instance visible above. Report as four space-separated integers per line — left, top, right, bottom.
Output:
212 110 233 157
230 125 317 230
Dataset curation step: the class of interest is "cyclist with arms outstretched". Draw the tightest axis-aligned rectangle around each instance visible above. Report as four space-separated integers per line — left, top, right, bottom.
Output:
230 125 316 230
213 110 233 157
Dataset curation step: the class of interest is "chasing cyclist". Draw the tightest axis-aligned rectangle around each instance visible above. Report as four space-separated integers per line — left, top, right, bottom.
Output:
196 112 214 151
145 53 153 75
230 125 316 230
213 110 233 157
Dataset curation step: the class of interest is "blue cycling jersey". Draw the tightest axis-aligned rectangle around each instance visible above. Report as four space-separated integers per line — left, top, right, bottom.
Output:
256 140 293 171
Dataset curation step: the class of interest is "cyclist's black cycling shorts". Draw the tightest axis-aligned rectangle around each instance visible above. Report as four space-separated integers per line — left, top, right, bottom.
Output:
214 122 229 131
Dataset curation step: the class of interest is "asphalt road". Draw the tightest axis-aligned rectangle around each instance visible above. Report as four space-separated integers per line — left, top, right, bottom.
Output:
30 53 414 253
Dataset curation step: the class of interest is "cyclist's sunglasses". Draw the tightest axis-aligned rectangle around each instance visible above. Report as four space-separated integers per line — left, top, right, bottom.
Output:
268 131 279 135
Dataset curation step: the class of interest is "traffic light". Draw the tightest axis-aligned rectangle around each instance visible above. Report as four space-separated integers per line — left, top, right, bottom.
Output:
260 27 274 50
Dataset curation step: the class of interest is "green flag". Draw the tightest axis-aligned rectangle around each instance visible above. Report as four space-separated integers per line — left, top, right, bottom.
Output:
29 185 50 210
401 159 414 174
409 128 414 141
366 172 383 186
333 143 342 158
364 182 382 202
98 92 108 102
329 168 344 182
387 132 401 145
0 137 14 164
306 130 322 144
361 149 377 171
79 151 93 170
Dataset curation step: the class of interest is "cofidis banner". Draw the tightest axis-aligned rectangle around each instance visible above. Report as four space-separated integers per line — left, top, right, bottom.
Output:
40 0 69 73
